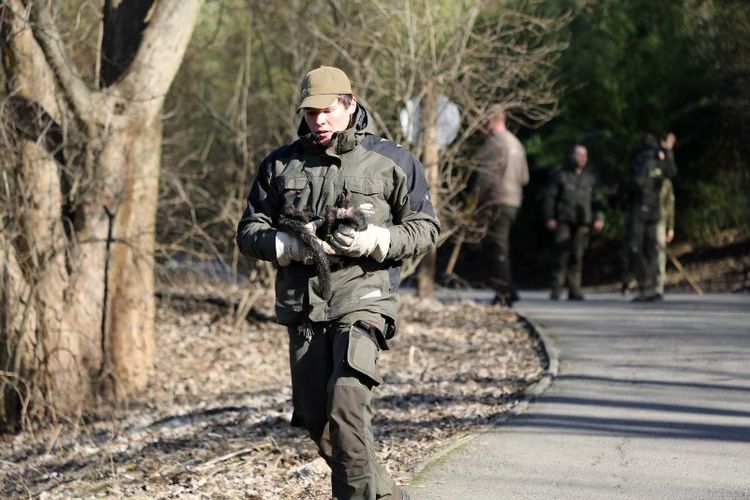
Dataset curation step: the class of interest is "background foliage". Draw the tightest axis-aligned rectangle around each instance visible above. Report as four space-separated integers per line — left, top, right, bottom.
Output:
152 0 749 287
509 0 750 285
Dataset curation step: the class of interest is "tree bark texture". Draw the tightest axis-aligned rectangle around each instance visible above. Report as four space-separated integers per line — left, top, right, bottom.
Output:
0 0 202 431
416 86 439 298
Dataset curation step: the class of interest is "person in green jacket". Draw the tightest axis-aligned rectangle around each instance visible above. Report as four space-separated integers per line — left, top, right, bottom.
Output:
655 178 676 297
543 145 605 300
236 66 439 500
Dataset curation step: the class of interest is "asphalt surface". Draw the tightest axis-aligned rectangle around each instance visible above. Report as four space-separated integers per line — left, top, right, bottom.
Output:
411 291 750 499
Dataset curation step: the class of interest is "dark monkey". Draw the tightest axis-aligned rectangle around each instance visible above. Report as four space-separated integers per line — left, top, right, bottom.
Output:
276 189 367 299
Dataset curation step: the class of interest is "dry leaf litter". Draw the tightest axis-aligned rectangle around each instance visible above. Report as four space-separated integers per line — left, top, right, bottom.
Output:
1 289 545 499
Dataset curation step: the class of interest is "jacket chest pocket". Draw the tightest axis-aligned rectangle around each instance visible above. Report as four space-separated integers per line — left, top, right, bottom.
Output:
280 177 311 210
343 178 389 225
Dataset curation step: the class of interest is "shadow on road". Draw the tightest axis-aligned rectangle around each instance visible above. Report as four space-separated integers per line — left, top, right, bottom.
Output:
508 413 750 442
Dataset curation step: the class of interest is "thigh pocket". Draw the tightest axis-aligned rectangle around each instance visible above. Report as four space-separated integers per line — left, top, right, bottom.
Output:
346 326 383 386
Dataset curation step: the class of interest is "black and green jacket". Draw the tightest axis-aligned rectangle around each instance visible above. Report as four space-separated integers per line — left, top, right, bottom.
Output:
631 146 677 222
236 105 440 331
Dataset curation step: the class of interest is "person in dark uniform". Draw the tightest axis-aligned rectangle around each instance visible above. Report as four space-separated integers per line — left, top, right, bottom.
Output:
543 144 605 300
628 132 677 302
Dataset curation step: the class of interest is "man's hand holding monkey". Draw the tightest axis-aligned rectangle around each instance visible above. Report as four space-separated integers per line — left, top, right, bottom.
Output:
330 224 391 262
275 220 336 266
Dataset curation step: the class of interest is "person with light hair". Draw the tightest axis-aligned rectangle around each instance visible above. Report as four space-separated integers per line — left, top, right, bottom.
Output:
472 104 529 306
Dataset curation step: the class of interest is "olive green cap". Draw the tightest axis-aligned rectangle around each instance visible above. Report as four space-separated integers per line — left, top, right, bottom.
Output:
297 66 352 111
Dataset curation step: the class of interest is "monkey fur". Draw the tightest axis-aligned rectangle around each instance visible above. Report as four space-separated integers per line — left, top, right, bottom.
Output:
276 189 368 300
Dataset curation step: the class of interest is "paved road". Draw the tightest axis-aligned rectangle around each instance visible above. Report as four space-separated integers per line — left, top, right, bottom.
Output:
411 291 750 499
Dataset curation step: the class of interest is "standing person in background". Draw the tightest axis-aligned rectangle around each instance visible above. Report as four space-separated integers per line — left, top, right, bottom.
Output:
543 145 605 300
655 177 676 299
472 104 529 306
629 132 677 302
236 66 439 500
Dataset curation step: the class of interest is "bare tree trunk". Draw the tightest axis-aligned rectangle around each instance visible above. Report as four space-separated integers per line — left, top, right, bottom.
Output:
0 0 202 430
417 86 439 298
94 114 161 398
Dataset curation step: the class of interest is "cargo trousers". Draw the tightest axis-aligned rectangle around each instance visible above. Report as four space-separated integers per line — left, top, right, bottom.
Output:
287 311 401 500
550 222 590 297
629 215 659 297
485 205 519 299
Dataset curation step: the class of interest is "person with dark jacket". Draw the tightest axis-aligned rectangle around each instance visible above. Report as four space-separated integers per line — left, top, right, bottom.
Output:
543 145 605 300
628 132 677 302
472 104 529 306
236 66 438 500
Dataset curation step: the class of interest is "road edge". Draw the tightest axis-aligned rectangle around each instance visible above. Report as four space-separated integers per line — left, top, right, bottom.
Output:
408 308 560 486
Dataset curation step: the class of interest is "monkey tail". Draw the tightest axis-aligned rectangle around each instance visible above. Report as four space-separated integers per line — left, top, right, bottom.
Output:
279 219 332 300
301 231 332 300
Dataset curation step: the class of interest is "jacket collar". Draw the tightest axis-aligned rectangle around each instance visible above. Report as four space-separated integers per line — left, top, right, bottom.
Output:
297 104 372 155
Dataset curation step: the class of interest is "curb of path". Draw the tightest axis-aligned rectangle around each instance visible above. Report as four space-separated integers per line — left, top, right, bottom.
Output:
506 313 560 417
409 308 560 486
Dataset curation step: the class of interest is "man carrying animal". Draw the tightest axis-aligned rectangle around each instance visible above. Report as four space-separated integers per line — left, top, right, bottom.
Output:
236 66 439 499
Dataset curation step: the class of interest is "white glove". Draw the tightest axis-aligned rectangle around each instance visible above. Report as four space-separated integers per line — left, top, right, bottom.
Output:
275 221 334 267
275 231 306 266
330 224 391 262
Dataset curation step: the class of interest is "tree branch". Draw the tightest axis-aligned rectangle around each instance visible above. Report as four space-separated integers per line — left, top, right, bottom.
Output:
113 0 203 107
28 0 96 123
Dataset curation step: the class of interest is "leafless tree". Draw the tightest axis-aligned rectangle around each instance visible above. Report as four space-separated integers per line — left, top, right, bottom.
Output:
0 0 202 431
307 0 571 295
